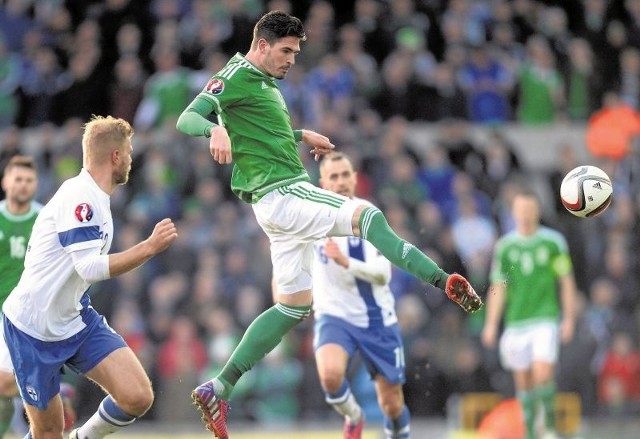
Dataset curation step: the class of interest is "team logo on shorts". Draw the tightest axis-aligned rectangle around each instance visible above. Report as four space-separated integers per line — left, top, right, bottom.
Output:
26 385 38 402
75 203 94 223
205 78 224 95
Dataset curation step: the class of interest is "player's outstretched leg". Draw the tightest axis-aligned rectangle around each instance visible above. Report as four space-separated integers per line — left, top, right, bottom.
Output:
358 208 483 312
445 273 483 313
191 381 230 439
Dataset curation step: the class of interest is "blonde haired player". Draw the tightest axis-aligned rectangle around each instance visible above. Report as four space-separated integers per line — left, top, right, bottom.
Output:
3 116 177 439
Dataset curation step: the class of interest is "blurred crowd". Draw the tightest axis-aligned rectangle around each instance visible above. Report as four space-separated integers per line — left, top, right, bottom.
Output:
1 0 640 426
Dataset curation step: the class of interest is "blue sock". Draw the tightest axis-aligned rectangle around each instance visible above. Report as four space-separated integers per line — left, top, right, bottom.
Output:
325 380 350 402
384 405 410 439
324 380 362 423
76 395 138 439
100 395 137 426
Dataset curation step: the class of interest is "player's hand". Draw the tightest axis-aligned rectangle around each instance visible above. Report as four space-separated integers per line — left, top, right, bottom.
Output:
324 238 349 268
481 325 497 349
147 218 178 254
301 129 335 161
210 125 232 164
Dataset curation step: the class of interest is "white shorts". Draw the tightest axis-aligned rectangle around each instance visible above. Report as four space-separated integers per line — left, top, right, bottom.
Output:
0 315 13 373
499 320 559 371
253 182 362 294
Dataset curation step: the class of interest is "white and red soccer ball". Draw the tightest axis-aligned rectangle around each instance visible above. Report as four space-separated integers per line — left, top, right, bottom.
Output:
559 165 613 218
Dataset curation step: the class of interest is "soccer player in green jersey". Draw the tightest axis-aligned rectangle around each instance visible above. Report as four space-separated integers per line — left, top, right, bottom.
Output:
481 190 577 439
177 11 482 438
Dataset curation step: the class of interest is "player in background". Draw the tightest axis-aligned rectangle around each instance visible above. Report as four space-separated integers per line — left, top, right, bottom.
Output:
481 189 577 439
2 116 177 439
0 156 77 436
312 152 410 439
177 11 481 439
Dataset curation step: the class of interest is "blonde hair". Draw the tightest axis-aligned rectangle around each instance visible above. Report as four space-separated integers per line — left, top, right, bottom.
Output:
82 115 133 167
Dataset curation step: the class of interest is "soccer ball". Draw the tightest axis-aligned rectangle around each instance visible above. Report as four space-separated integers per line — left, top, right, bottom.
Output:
559 165 613 218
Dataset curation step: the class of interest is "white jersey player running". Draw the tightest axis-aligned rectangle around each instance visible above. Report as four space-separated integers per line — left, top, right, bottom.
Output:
312 152 410 439
4 168 114 340
2 116 177 439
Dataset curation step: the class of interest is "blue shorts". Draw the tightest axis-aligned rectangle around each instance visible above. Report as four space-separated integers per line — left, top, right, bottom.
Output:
313 314 406 384
4 307 126 410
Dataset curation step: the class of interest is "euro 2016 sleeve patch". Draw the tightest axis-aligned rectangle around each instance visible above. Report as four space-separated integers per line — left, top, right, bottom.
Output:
205 78 224 95
74 203 94 223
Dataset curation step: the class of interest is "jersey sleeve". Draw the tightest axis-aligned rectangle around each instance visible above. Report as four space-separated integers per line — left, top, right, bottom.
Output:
346 240 392 285
54 187 105 253
196 74 244 118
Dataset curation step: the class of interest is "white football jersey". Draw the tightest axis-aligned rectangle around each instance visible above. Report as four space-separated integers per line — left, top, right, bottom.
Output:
312 199 397 328
3 169 113 341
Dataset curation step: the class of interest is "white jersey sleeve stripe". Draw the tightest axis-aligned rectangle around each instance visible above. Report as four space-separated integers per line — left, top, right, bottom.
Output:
58 226 101 248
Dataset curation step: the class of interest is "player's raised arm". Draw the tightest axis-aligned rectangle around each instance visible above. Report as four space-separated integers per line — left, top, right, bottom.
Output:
177 97 232 164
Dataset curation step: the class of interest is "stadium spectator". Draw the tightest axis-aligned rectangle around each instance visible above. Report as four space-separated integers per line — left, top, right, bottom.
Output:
516 35 565 125
458 44 514 124
598 331 640 414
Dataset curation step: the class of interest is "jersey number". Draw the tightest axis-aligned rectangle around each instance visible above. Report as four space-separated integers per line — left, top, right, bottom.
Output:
9 236 27 259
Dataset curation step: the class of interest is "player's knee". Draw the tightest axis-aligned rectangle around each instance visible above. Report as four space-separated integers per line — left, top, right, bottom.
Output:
320 373 344 394
378 392 404 419
118 386 154 417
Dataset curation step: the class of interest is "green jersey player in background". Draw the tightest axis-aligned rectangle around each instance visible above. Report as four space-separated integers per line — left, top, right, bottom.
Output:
0 156 41 329
176 10 482 439
482 189 577 439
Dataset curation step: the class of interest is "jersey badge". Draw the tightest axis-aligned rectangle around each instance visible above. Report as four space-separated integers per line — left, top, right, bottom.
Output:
74 203 94 223
261 81 268 89
205 78 224 95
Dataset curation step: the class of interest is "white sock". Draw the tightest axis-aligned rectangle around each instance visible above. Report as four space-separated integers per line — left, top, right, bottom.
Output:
212 378 226 397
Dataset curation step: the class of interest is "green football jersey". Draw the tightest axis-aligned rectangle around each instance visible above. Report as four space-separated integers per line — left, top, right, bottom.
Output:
195 53 309 203
490 226 573 327
0 200 41 304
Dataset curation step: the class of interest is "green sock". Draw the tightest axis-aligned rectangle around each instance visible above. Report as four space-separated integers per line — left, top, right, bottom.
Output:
216 303 310 400
0 396 14 437
534 382 556 431
359 208 449 288
517 390 536 439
